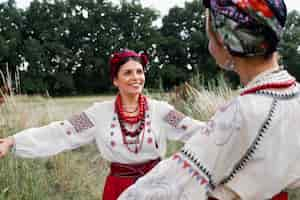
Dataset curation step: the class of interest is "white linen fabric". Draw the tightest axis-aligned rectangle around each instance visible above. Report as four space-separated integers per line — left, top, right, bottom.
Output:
118 69 300 200
12 98 204 164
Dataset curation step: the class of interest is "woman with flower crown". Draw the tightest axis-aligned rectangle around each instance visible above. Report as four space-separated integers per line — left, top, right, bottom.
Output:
0 49 204 200
118 0 298 200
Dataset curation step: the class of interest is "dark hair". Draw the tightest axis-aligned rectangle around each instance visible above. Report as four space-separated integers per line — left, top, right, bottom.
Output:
109 49 149 81
112 56 144 79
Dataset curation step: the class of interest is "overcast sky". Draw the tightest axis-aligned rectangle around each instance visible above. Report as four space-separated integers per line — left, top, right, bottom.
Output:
0 0 299 16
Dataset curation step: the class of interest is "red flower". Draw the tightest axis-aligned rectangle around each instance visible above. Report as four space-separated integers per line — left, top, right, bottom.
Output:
236 0 249 9
248 0 274 17
140 53 149 66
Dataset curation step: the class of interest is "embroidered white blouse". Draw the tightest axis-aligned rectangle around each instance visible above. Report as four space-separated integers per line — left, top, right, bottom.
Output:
118 69 300 200
12 98 204 164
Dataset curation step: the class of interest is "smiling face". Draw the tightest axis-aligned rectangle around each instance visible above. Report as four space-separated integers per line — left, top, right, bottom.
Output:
113 59 145 96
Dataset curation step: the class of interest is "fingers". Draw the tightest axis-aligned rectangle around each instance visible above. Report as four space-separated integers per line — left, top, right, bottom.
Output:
0 152 5 159
0 148 5 159
0 147 8 159
0 140 9 159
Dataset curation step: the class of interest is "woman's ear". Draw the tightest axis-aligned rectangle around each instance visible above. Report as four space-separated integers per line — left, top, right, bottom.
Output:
113 78 118 87
206 11 223 47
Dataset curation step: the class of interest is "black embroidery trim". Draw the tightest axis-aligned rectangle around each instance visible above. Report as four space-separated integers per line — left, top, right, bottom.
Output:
220 98 278 185
180 148 216 190
255 88 300 100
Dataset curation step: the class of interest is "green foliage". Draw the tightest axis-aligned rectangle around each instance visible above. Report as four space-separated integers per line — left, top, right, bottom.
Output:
0 0 300 95
279 11 300 80
0 1 23 79
156 0 219 89
0 0 160 95
0 95 108 200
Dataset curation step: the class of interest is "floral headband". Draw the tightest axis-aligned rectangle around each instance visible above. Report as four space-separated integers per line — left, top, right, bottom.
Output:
109 49 149 80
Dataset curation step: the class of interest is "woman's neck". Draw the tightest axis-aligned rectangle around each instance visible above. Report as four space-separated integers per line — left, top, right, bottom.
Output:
234 53 280 86
119 93 140 106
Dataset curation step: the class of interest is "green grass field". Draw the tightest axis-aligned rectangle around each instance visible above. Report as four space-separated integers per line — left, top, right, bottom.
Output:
0 95 113 200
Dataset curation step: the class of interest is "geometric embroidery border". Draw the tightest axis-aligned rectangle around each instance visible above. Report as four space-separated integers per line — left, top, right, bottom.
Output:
172 153 211 191
68 112 94 133
180 148 215 190
164 110 185 128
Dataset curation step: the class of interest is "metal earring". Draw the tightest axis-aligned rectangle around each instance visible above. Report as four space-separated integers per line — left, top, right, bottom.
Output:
222 58 235 71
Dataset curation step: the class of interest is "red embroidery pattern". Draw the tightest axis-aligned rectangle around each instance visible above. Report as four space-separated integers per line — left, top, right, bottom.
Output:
147 137 153 144
68 112 94 133
164 110 185 128
172 154 209 188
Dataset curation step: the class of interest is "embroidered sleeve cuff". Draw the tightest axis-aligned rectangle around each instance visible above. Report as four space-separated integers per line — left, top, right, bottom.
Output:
175 149 216 191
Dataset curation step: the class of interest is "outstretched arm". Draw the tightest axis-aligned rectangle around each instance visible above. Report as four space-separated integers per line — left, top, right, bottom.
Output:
2 104 98 159
0 136 14 158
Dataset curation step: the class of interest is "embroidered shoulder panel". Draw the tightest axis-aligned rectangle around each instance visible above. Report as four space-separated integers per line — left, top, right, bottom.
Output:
163 110 186 128
68 112 94 133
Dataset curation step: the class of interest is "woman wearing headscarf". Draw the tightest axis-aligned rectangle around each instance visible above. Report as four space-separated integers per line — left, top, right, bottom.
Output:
118 0 299 199
0 49 204 200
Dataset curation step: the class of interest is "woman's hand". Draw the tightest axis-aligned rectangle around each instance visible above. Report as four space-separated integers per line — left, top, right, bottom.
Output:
0 137 14 158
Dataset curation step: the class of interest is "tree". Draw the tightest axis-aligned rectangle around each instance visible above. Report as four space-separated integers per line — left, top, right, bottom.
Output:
280 11 300 80
18 0 160 95
157 0 219 89
0 0 23 86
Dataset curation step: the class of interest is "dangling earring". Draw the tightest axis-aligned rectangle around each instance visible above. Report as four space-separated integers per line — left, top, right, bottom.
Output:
222 58 235 71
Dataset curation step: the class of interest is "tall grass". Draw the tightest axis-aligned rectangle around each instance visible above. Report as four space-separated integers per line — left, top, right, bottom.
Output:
0 94 109 199
1 68 108 199
170 74 238 120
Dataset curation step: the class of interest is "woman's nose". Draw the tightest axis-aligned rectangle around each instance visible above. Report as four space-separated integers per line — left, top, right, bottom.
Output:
131 71 139 79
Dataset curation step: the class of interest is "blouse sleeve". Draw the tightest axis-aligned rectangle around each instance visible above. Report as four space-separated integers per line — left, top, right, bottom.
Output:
159 101 205 142
118 98 248 200
12 105 98 158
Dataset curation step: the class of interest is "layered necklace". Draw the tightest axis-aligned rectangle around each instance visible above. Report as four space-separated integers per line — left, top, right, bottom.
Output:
115 94 147 153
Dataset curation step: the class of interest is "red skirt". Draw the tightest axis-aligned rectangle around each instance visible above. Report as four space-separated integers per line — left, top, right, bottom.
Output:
208 191 288 200
102 158 160 200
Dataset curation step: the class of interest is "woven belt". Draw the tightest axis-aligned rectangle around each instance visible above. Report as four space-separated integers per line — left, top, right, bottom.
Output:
110 158 161 178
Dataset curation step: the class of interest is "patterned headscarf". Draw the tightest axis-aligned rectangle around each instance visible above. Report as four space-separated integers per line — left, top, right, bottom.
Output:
203 0 287 57
109 49 149 81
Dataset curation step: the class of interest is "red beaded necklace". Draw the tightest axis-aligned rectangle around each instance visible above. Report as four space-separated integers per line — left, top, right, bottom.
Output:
115 94 146 124
241 79 296 96
115 94 148 153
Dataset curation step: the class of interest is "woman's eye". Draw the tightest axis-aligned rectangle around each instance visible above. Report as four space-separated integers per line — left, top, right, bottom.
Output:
123 71 131 75
137 69 144 74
